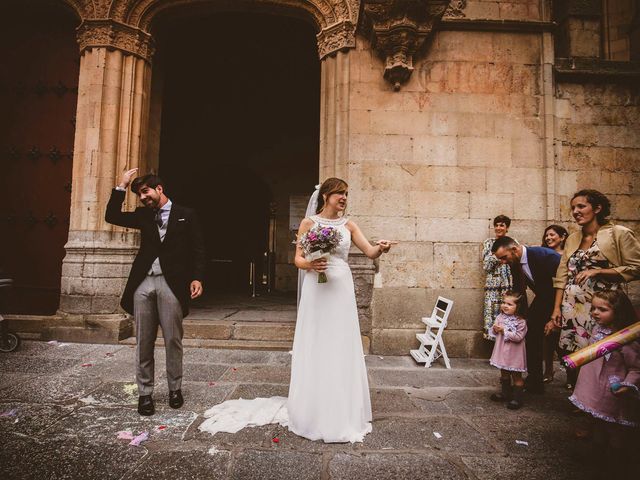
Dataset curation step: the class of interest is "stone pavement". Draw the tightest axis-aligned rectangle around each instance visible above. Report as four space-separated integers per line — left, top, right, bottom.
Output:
0 341 636 480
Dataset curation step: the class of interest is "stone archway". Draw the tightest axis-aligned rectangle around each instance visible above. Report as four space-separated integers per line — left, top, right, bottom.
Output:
52 0 368 345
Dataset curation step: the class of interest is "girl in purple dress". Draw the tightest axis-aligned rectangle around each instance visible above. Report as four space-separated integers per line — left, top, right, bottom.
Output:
489 291 528 410
569 290 639 475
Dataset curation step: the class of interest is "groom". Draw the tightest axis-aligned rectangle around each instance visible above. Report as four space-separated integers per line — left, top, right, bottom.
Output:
491 236 560 394
106 168 206 415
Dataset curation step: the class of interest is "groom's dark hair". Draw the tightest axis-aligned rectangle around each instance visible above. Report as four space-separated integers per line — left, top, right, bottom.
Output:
131 174 164 195
491 236 518 254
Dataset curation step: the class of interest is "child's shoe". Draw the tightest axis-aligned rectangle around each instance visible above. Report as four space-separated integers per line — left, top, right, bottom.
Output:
490 379 512 402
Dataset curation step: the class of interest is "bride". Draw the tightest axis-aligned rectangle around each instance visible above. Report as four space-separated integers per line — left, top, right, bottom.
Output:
199 177 393 443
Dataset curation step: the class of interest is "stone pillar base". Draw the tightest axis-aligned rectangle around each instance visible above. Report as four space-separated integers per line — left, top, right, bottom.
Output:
60 230 137 315
5 312 133 344
349 251 376 349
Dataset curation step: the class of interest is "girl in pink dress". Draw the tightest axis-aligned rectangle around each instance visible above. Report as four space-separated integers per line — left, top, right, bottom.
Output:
569 290 639 475
489 291 528 410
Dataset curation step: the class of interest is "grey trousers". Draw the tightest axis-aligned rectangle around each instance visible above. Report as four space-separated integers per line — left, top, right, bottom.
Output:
133 274 184 396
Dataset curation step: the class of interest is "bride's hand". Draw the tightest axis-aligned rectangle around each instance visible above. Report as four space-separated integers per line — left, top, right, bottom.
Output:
310 258 327 273
376 240 395 253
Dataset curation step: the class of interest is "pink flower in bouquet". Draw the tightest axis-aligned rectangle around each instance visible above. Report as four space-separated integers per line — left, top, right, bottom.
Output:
299 225 343 283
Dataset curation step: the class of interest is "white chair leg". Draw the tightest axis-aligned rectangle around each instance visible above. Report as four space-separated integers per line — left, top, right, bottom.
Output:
439 340 451 369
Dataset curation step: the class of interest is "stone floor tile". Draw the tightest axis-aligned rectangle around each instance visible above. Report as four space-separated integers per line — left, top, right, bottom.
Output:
461 454 593 480
0 435 146 480
127 450 231 479
370 388 424 417
329 452 468 480
45 406 197 444
154 381 235 413
226 383 289 400
1 374 103 404
181 363 229 382
365 354 417 369
186 415 276 447
356 416 494 454
0 355 80 375
219 364 291 384
0 402 74 436
369 368 480 388
184 348 274 365
229 449 322 480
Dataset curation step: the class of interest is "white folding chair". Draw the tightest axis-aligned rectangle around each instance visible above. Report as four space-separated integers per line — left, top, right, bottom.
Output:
410 296 453 368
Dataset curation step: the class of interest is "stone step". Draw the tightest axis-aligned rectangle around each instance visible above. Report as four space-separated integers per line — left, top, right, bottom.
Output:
119 336 293 351
132 320 296 342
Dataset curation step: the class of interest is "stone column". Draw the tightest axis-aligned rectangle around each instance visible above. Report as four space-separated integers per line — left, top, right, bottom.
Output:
58 21 155 341
319 51 351 181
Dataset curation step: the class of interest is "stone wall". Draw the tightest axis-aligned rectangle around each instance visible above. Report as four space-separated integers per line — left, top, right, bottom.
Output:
345 1 640 356
554 80 640 304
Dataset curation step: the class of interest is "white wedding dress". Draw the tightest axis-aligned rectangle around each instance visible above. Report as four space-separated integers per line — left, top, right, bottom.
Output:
199 215 372 443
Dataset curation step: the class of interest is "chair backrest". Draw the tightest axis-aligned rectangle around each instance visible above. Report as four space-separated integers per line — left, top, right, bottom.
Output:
430 297 453 326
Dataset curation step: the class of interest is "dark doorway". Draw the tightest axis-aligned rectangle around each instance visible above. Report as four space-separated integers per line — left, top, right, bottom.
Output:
155 13 320 296
0 2 79 314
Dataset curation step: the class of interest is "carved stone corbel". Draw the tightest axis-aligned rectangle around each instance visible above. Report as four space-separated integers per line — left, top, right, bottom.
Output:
76 19 155 63
317 20 358 59
363 0 450 90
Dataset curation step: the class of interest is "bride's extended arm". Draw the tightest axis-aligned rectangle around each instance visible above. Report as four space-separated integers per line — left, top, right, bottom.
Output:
294 218 328 272
348 221 392 259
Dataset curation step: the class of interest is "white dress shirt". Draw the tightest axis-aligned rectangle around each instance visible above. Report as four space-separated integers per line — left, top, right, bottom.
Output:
520 245 534 285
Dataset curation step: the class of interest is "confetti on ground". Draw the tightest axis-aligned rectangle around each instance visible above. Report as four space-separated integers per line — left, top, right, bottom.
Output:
232 368 237 371
272 437 280 443
129 432 149 446
123 384 138 396
105 352 115 357
80 363 93 367
208 446 221 455
379 356 384 359
433 432 443 439
0 409 18 417
47 341 69 347
154 425 167 432
79 395 100 405
516 440 529 446
117 431 134 440
208 382 216 387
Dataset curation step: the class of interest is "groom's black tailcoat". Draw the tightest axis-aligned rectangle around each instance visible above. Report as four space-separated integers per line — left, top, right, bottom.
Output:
512 246 561 388
105 188 206 317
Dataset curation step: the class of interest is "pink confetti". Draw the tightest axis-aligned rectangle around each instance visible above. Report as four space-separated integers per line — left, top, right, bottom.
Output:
105 352 115 357
155 425 167 432
81 363 93 367
208 382 216 386
232 368 237 371
117 431 134 440
272 437 280 443
129 432 149 446
0 409 18 417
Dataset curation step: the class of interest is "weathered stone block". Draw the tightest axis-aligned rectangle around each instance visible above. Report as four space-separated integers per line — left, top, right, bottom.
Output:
416 218 489 243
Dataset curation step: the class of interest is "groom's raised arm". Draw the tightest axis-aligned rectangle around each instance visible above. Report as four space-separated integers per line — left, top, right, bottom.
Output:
105 188 141 229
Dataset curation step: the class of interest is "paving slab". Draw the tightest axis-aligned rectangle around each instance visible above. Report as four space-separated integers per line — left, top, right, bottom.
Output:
128 450 230 479
329 452 468 480
219 364 291 384
45 406 197 444
183 347 274 365
230 449 322 480
0 402 74 436
0 435 146 480
356 416 493 454
0 341 613 479
1 373 103 404
369 368 480 388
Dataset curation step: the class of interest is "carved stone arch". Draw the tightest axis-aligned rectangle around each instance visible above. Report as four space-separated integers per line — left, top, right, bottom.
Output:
107 0 359 58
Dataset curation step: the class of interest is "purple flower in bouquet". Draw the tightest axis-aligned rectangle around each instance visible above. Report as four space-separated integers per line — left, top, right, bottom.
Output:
299 225 343 283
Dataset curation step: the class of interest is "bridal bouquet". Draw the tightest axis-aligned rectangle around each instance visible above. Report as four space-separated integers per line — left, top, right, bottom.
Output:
298 225 343 283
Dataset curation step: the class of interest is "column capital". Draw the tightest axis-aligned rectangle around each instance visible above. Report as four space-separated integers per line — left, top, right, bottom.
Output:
317 20 358 59
77 19 155 62
362 0 450 90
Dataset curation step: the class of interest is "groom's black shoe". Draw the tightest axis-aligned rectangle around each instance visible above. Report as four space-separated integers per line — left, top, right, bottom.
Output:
169 389 184 409
138 395 155 416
